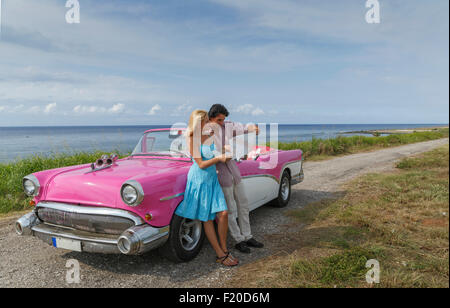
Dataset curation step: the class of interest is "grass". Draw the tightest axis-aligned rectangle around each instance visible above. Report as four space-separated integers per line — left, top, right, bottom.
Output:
0 150 130 214
276 128 449 161
226 145 449 288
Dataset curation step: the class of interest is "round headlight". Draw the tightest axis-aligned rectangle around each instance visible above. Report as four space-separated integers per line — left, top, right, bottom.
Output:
23 180 36 195
120 180 144 207
122 185 138 205
23 175 40 197
23 179 37 196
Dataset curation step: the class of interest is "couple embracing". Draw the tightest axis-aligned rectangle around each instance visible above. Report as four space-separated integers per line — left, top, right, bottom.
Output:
175 104 264 266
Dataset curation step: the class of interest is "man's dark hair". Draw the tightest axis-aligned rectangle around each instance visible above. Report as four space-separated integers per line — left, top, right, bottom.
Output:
208 104 229 119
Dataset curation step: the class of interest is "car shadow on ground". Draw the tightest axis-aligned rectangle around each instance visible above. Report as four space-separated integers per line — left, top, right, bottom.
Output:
60 188 340 284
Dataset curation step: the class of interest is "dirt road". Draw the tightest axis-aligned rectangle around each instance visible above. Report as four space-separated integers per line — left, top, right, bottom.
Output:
0 138 448 288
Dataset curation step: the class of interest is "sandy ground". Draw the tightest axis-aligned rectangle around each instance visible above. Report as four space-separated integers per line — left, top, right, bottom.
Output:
0 138 448 288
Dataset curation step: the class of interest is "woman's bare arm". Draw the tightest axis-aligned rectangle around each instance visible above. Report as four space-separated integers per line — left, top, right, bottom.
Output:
189 136 229 169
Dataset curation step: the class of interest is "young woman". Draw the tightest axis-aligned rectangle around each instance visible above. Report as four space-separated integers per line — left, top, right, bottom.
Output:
175 110 238 266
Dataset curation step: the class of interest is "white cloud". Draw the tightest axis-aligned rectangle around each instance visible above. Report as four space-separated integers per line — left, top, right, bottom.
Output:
252 108 265 116
109 103 125 114
0 104 44 114
0 104 32 114
235 104 265 116
11 104 25 113
44 103 57 114
73 103 126 115
148 104 161 115
74 105 94 113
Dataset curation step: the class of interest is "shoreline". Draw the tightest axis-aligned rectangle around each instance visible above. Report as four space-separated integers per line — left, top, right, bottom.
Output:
341 125 449 136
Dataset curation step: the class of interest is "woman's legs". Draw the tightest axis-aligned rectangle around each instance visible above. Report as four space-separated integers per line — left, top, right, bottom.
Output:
216 210 229 253
203 220 224 257
203 212 238 266
217 211 238 264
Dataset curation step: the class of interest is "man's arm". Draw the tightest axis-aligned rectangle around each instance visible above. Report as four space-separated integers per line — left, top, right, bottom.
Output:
226 121 259 137
246 124 259 135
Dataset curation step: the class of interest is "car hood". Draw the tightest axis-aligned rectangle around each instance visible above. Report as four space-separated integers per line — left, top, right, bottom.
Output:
42 157 191 207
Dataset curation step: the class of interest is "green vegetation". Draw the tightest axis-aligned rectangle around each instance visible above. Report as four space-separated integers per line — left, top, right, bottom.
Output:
0 150 129 214
290 247 384 287
276 128 449 161
227 145 449 288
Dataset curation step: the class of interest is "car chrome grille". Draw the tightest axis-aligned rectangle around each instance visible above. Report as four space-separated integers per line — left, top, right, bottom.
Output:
36 207 135 235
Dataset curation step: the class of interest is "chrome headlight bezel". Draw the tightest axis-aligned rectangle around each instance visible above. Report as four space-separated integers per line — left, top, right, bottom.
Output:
22 175 40 197
120 180 144 207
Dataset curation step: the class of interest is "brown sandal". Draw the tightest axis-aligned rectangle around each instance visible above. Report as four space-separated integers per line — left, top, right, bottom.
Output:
216 252 238 267
223 251 238 263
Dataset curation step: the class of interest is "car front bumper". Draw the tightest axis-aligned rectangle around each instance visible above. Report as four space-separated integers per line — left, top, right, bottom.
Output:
15 203 170 255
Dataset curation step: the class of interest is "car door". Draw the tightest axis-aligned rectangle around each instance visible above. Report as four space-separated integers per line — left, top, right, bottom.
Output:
237 158 280 211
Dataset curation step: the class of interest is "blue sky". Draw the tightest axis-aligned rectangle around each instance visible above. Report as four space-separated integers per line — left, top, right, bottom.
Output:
0 0 448 126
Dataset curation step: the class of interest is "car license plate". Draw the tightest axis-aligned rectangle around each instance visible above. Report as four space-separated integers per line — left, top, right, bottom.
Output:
52 237 82 252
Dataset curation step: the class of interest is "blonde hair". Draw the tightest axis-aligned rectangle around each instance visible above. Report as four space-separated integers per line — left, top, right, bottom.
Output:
186 110 209 137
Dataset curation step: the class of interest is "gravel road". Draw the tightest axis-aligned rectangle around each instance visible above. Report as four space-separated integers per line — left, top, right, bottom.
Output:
0 138 448 288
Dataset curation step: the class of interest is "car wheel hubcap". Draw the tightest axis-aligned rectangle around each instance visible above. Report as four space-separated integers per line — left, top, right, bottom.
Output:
281 177 290 201
179 219 202 251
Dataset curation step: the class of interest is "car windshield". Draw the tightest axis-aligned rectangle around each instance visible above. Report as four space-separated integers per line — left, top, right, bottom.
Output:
131 130 189 158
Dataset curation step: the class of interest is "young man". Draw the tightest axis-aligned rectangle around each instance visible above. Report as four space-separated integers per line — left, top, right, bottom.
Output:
208 104 264 253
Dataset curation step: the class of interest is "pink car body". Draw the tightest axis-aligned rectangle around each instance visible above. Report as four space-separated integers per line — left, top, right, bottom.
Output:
16 128 304 260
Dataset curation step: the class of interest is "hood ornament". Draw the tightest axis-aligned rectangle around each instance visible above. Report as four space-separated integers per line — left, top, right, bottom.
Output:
89 154 119 172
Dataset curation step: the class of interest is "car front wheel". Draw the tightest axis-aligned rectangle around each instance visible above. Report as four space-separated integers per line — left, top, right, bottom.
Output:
159 214 205 262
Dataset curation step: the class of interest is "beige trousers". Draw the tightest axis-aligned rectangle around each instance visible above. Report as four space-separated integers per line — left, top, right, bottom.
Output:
222 182 252 243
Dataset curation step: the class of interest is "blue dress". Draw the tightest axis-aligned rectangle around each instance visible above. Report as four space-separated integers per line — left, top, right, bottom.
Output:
175 143 228 222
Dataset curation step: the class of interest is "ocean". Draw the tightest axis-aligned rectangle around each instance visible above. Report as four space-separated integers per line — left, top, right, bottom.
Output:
0 124 444 164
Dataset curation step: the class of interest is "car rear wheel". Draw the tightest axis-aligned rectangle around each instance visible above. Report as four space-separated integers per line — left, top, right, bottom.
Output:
270 170 291 208
159 214 205 262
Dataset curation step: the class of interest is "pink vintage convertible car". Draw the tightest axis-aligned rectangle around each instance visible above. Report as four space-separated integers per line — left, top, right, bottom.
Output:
16 128 304 261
